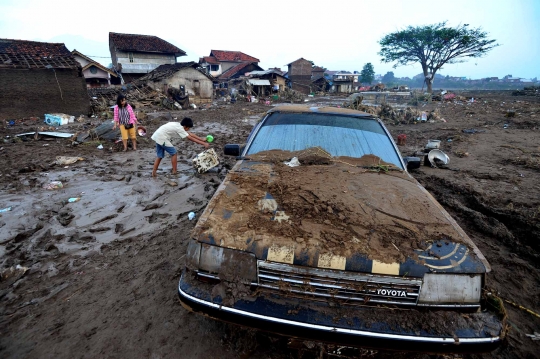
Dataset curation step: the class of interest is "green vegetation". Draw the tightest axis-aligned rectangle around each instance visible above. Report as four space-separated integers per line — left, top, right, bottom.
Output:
379 22 498 93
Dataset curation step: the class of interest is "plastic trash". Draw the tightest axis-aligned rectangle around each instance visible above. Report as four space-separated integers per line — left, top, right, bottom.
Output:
137 126 147 136
43 181 63 190
97 144 103 149
421 112 427 122
192 148 220 173
206 135 214 143
188 212 196 220
284 157 301 167
44 114 74 126
68 198 80 203
0 206 12 213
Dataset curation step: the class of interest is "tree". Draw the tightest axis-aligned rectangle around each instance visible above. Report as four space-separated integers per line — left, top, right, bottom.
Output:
378 22 498 93
360 63 375 84
382 71 395 84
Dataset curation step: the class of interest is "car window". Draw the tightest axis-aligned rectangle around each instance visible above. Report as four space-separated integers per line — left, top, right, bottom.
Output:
245 112 403 169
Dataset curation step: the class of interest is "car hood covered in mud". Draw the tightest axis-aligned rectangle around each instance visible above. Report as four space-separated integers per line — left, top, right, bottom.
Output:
191 150 491 277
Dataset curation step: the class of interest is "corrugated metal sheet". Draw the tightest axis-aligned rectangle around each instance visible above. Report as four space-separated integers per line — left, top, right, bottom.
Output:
248 79 271 86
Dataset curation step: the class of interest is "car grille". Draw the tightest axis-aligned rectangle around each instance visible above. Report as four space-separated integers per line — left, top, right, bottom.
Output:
257 261 422 307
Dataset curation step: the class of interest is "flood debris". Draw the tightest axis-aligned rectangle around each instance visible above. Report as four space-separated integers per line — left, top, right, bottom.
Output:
44 113 75 126
16 131 74 139
43 181 63 190
192 148 220 173
56 156 84 165
512 86 539 97
1 264 29 283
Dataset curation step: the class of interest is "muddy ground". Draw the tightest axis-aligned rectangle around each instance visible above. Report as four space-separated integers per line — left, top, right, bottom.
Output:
0 91 539 358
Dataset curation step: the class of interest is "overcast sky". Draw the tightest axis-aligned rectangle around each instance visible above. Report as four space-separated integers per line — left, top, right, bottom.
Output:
1 0 538 79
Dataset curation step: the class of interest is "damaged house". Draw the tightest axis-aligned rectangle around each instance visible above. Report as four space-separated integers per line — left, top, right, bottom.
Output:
200 50 260 78
0 38 89 119
137 62 214 105
286 58 313 94
218 62 263 86
109 32 187 83
311 66 330 92
330 71 359 93
247 69 287 96
71 50 119 87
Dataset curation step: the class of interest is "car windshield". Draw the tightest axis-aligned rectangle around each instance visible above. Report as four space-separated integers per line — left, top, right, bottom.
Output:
245 112 404 169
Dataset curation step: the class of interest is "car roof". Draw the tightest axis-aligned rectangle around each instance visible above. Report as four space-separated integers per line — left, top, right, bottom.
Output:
267 105 377 119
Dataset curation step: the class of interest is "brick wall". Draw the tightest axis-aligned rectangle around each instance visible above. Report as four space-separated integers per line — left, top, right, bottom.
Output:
0 68 90 119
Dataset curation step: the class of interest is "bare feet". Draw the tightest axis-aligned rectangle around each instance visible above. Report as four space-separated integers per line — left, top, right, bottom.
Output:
171 171 178 175
123 148 127 152
152 171 157 177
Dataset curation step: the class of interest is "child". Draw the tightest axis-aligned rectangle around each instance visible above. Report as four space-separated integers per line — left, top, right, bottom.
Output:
151 117 209 177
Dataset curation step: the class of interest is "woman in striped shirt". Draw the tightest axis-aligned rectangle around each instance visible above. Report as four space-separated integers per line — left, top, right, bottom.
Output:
113 94 138 151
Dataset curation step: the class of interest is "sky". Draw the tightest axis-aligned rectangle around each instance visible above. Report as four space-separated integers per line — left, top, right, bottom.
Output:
1 0 539 80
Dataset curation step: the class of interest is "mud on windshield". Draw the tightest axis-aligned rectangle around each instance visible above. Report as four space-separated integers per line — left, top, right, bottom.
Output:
245 112 403 169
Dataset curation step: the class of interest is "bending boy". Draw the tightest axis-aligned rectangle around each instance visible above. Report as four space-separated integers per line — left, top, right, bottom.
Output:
151 118 209 177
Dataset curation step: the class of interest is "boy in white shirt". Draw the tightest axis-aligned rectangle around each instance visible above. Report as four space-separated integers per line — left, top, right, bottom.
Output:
151 118 209 177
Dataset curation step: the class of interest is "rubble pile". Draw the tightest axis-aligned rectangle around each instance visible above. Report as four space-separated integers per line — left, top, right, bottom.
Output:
378 104 422 124
350 96 377 114
280 87 305 102
512 86 540 97
88 84 165 115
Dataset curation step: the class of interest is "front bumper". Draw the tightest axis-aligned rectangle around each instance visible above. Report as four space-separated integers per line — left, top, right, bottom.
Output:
178 269 505 353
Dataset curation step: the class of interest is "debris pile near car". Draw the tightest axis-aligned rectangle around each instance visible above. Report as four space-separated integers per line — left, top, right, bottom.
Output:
512 86 540 97
349 95 377 114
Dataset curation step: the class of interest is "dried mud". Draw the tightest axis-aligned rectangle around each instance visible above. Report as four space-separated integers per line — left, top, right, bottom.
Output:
1 92 539 359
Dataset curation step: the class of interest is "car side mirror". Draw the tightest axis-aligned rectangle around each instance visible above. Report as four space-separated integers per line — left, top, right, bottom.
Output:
224 144 241 156
403 157 421 171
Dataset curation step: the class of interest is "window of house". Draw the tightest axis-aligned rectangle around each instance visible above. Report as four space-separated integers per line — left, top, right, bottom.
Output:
128 52 134 63
210 65 219 72
90 66 98 74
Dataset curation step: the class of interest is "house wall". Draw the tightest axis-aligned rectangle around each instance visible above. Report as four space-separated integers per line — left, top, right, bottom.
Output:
73 54 91 67
0 68 90 119
82 67 110 80
145 67 213 103
288 59 312 77
115 50 176 67
287 59 313 94
202 62 222 77
220 61 241 72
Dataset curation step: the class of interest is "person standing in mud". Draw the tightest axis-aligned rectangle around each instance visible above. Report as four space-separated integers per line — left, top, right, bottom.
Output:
113 94 138 152
151 118 209 177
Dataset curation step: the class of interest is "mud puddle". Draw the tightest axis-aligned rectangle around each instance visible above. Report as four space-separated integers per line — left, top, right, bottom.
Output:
0 149 218 266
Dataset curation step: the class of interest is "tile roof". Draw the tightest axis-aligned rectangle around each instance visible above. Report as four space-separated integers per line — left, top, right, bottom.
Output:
138 62 213 82
0 38 80 69
72 49 117 77
210 50 259 63
109 32 186 56
200 56 220 65
218 62 254 80
285 57 311 66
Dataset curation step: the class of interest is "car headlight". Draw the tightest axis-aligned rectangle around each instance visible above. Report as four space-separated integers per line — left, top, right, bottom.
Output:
185 240 257 283
418 274 482 304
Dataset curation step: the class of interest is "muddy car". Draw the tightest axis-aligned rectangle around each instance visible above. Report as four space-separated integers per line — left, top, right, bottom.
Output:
178 106 506 353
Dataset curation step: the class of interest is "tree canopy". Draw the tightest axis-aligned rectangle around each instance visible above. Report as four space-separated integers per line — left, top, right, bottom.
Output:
378 22 498 92
360 63 375 84
382 71 395 84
